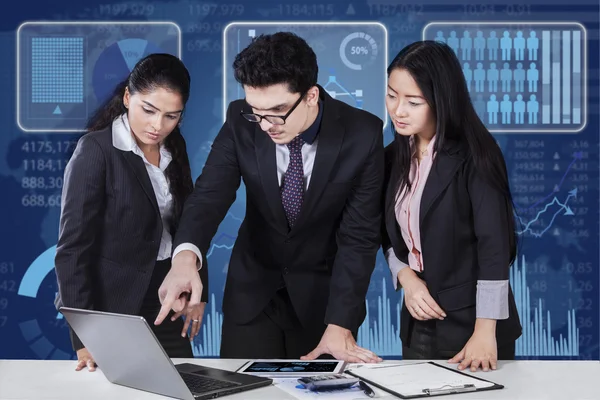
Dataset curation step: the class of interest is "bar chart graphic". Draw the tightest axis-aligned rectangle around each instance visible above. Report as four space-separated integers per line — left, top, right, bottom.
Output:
190 254 579 358
423 22 587 133
31 38 83 104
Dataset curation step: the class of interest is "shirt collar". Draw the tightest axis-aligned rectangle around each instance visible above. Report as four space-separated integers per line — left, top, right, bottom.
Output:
112 113 172 171
299 100 323 145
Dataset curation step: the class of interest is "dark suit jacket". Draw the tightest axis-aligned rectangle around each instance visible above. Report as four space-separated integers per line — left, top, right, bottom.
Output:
382 139 522 352
53 127 195 351
174 87 384 333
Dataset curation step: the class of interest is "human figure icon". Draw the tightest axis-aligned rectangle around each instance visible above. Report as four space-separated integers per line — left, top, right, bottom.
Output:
488 31 499 60
487 94 499 124
461 30 472 60
514 31 525 61
435 31 446 43
487 62 499 92
527 94 539 124
527 62 538 92
474 31 486 61
500 62 512 92
501 31 512 61
527 31 539 60
514 94 525 124
514 62 525 92
501 94 512 124
474 62 485 92
447 31 459 54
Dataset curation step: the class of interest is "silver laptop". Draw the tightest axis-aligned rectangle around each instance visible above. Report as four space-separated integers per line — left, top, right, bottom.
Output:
60 307 272 400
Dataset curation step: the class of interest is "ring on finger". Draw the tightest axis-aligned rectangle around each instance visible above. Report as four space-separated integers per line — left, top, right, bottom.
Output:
192 319 199 323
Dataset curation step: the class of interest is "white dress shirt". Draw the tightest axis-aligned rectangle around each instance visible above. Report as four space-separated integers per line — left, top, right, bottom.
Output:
112 114 174 261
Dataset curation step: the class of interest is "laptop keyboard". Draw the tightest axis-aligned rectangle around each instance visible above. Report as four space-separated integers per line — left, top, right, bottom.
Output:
180 372 239 393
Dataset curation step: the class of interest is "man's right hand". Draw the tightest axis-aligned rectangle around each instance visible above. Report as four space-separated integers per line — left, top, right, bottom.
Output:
76 348 96 371
155 251 203 326
398 267 446 321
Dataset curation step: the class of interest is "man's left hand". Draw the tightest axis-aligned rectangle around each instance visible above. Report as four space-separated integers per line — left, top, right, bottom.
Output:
301 324 382 363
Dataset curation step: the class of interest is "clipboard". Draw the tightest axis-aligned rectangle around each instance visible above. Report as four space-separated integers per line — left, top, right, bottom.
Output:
345 361 504 398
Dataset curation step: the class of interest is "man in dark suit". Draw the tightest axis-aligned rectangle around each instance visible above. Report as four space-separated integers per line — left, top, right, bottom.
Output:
155 32 384 362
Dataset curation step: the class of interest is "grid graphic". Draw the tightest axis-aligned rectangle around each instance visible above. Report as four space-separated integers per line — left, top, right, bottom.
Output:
31 37 83 103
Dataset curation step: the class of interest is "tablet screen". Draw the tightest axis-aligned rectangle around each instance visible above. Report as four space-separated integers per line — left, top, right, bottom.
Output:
243 361 340 373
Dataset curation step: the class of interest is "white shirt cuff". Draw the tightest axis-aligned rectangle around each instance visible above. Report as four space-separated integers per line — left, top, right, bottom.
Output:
173 243 203 270
476 280 509 319
385 248 408 291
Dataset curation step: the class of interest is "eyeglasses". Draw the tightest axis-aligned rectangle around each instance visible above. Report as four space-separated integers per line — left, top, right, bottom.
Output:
240 92 306 125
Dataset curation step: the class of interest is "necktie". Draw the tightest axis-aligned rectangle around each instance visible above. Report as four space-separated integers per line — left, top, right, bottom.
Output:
281 136 305 229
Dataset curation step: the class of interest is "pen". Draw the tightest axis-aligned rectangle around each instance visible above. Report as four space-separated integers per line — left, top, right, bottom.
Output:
423 384 476 395
359 380 375 398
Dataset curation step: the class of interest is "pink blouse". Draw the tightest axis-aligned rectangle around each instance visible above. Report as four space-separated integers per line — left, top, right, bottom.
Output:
394 135 437 273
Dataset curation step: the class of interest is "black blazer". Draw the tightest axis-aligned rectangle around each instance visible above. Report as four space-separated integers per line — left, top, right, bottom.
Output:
53 127 193 351
174 87 384 333
382 139 522 352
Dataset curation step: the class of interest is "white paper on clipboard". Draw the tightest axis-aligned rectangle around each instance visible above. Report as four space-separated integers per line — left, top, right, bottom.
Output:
345 362 496 397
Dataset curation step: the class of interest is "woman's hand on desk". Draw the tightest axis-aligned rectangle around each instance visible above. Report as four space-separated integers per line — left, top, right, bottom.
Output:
398 268 446 321
448 319 498 372
75 348 96 372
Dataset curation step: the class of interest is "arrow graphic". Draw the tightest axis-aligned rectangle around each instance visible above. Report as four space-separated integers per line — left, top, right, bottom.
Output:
516 188 578 238
515 152 582 211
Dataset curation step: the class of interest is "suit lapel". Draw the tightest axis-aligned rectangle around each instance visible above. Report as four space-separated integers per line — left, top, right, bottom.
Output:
290 98 344 233
254 124 289 234
122 151 159 215
419 140 465 227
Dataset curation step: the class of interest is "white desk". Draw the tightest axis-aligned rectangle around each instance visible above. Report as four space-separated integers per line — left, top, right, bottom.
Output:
0 359 598 400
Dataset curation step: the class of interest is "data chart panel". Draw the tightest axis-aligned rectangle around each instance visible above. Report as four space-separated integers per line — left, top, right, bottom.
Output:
17 22 181 132
423 22 587 133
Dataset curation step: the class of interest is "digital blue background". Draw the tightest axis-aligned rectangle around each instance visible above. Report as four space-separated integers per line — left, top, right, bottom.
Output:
0 0 597 361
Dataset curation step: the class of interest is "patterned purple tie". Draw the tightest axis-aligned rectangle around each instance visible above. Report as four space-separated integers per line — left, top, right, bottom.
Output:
281 136 305 229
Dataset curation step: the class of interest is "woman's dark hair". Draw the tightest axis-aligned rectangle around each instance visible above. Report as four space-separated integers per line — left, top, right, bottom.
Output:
232 31 318 94
387 40 518 266
86 53 193 233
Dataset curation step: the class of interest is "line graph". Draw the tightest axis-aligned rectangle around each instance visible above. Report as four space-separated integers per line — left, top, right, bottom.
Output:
323 70 364 109
225 212 243 222
205 212 241 258
517 188 577 238
514 151 582 211
206 232 236 258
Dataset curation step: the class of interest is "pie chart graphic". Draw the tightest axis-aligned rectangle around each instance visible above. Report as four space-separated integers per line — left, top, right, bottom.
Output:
92 38 166 103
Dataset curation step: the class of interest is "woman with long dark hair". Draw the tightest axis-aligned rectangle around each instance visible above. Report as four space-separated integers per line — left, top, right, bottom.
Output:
382 41 522 371
54 53 198 371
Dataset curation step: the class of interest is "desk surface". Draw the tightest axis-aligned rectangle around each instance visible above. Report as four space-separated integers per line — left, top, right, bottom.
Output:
0 359 598 400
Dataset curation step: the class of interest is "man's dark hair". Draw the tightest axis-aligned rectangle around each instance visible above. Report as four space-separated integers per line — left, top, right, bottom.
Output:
233 32 318 94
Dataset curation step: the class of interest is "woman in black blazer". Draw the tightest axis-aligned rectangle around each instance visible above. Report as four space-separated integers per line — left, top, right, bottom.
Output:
54 54 200 371
382 41 522 372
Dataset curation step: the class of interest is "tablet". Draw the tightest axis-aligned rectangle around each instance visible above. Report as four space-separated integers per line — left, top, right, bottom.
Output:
237 359 346 377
